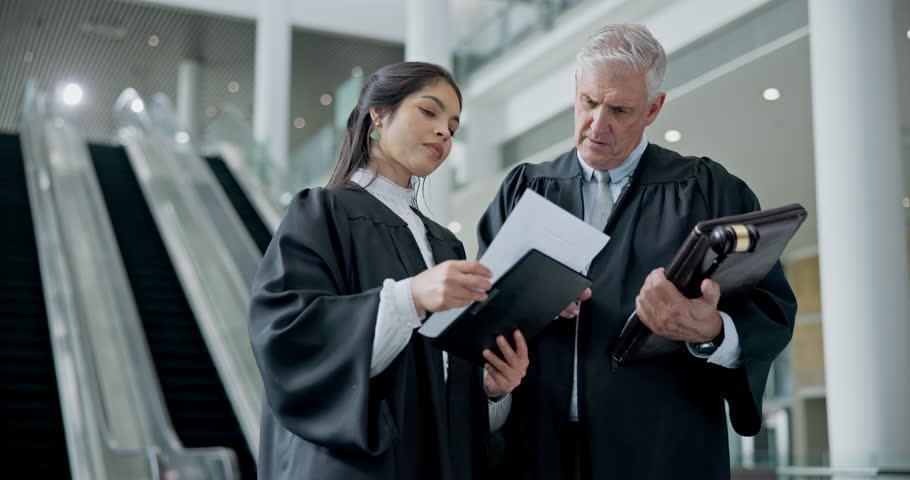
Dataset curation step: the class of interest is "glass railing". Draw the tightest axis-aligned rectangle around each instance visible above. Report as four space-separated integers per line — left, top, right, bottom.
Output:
203 104 274 191
146 94 262 283
453 0 588 80
113 88 263 456
204 103 339 207
286 123 337 191
733 465 910 479
202 104 284 230
19 82 162 479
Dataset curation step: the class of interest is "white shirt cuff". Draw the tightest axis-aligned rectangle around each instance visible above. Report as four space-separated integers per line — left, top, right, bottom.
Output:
370 278 424 377
390 277 424 327
686 311 741 368
484 368 512 432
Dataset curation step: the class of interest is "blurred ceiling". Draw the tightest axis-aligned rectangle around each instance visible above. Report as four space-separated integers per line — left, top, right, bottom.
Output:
0 0 403 148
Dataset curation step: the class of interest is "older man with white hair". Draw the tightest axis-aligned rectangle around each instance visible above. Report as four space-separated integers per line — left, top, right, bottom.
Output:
477 24 796 479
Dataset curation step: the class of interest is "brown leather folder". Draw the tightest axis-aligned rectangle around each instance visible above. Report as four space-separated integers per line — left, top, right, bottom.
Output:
611 203 808 364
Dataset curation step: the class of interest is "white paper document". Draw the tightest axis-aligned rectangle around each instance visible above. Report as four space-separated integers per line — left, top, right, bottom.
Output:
419 190 609 337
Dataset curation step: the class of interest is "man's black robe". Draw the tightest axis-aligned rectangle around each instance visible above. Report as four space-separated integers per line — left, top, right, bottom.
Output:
249 185 489 480
478 145 797 479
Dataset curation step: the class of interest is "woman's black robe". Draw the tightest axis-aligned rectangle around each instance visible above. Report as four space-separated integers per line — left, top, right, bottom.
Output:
249 185 489 480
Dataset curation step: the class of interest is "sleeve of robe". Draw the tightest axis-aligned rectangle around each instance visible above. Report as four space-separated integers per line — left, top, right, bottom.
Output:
248 188 396 455
695 159 798 436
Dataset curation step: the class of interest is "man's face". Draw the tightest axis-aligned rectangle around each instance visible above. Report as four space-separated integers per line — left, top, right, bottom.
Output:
573 64 665 170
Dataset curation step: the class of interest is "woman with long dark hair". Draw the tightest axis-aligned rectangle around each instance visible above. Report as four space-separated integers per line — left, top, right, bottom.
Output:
249 62 528 480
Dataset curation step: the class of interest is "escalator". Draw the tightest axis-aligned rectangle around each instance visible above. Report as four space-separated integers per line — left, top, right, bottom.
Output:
0 132 71 477
90 143 256 479
204 156 272 254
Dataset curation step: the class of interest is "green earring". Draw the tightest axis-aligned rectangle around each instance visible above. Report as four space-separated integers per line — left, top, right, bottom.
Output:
370 130 381 140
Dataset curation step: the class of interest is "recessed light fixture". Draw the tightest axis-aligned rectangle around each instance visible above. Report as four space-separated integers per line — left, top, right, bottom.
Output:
130 98 144 113
320 94 333 106
227 81 240 93
447 221 462 233
23 51 34 62
763 87 781 101
664 129 681 143
148 34 160 47
903 196 910 208
293 117 306 128
206 106 217 117
906 28 910 40
62 83 83 106
175 131 190 143
351 66 363 77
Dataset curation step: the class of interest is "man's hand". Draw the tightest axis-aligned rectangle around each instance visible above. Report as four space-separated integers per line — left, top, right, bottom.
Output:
482 330 529 398
557 288 593 319
635 268 722 343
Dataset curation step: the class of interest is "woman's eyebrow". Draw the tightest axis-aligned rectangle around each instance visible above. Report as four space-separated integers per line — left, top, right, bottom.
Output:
420 95 460 123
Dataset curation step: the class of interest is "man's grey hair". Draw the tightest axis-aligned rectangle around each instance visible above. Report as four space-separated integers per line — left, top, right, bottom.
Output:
576 24 667 101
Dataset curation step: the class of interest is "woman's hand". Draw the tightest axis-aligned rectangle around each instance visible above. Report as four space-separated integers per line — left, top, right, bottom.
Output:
411 260 493 315
483 330 529 398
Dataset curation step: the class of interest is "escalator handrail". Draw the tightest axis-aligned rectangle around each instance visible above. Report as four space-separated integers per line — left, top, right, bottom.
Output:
19 82 163 480
46 99 241 477
114 88 263 455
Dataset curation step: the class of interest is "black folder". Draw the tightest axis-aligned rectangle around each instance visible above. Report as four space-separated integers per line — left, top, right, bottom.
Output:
611 203 808 364
419 249 592 365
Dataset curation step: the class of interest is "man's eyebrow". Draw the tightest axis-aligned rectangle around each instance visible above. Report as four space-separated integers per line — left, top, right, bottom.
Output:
420 95 460 124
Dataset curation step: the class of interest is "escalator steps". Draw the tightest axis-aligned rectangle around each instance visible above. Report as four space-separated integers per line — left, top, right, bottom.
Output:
0 132 71 477
90 143 256 479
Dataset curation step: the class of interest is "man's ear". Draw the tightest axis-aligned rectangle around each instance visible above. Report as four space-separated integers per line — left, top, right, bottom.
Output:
645 92 666 126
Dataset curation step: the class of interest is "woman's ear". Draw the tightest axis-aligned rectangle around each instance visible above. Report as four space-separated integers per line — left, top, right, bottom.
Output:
369 106 385 124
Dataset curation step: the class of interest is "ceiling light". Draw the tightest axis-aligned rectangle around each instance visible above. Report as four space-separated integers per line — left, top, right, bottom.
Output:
79 20 127 41
23 51 34 62
447 221 462 233
148 34 160 47
175 131 190 143
293 117 306 128
763 87 781 101
62 83 83 106
664 129 681 143
227 81 240 93
320 94 333 106
206 106 217 117
352 66 363 77
903 196 909 208
130 98 144 113
906 28 910 40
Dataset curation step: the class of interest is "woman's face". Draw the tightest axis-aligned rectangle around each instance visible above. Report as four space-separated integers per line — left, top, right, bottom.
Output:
371 80 461 185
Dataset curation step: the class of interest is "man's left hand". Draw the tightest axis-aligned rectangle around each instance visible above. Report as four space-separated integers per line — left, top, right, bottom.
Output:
635 268 722 343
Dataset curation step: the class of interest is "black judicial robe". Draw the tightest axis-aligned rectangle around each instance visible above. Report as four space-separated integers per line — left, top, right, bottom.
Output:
249 185 489 480
478 144 797 479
